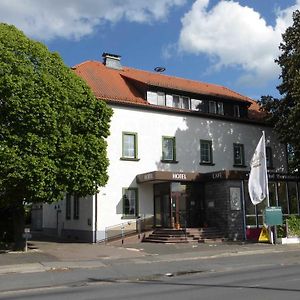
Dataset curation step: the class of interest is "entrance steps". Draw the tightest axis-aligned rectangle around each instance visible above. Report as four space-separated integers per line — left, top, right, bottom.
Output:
142 227 225 244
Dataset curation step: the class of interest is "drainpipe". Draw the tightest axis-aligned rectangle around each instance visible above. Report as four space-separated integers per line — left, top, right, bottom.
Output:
94 193 98 243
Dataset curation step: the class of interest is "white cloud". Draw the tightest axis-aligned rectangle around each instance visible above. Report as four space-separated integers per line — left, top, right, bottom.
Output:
0 0 186 40
178 0 300 86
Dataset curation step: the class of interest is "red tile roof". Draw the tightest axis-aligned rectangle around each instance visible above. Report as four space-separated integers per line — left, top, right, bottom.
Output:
73 60 264 121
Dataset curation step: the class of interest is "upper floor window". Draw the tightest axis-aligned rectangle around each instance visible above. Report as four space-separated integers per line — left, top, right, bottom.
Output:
122 132 138 160
209 101 224 115
217 102 224 115
200 140 213 165
162 136 176 162
233 143 245 166
209 101 217 114
191 99 203 111
147 91 165 106
166 94 190 109
234 105 240 117
266 146 273 169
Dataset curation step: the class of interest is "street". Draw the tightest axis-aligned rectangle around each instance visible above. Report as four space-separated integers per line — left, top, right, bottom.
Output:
1 245 300 299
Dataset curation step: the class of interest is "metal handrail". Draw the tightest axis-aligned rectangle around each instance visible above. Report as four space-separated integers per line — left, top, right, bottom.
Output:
104 215 154 243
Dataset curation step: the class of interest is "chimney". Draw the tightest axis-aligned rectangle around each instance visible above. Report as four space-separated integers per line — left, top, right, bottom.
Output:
102 52 122 70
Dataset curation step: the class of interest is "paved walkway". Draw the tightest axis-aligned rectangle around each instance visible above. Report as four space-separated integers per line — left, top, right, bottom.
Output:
1 239 300 275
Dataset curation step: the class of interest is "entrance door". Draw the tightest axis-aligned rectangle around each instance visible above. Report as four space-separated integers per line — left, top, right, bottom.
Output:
171 192 187 228
154 184 171 228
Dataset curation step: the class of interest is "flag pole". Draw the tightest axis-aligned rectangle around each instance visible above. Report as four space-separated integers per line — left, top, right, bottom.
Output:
262 131 270 208
263 131 273 244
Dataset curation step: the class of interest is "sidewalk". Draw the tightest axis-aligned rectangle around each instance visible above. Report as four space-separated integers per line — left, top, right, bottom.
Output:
1 239 300 275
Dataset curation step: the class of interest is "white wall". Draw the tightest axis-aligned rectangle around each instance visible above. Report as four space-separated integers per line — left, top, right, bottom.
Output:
97 105 287 233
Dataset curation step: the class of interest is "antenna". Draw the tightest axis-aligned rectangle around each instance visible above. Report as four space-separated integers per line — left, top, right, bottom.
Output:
154 67 166 73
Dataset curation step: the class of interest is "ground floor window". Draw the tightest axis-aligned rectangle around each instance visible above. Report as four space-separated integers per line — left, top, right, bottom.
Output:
122 188 138 218
244 180 300 227
73 194 80 220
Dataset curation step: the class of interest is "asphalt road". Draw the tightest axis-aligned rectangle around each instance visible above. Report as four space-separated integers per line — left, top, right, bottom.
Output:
1 249 300 299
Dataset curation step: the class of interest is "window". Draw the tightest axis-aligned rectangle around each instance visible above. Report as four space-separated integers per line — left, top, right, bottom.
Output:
146 91 165 106
157 92 165 106
217 102 224 115
200 140 213 164
73 194 79 220
66 193 71 220
233 143 245 166
191 99 203 111
123 188 138 217
162 136 176 162
266 147 273 169
122 132 138 160
209 101 217 114
181 96 190 109
172 95 180 108
234 105 240 117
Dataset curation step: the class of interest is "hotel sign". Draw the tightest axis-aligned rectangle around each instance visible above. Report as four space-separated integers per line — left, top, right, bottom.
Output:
136 171 202 183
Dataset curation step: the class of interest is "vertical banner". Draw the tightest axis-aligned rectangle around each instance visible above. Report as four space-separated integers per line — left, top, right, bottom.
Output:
248 132 269 205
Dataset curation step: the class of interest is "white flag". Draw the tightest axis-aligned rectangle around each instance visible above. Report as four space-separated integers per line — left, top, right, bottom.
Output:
248 132 269 205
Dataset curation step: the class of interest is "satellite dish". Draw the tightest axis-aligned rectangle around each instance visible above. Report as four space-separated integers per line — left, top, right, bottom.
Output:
154 67 166 73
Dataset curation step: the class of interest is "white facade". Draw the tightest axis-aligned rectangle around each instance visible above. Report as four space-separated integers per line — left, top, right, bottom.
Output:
40 103 287 242
94 104 287 240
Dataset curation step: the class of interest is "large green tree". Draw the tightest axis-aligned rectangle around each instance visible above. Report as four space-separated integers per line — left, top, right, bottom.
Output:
260 10 300 173
0 23 112 249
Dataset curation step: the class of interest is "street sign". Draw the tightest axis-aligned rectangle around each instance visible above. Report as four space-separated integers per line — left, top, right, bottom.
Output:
264 207 283 226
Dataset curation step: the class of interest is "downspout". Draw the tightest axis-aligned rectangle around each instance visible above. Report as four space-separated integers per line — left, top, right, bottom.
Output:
94 192 98 243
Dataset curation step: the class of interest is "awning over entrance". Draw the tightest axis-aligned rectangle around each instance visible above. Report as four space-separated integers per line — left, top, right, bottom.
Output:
136 171 203 184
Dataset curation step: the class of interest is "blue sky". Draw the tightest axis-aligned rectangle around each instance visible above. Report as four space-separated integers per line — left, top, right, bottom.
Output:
1 0 300 100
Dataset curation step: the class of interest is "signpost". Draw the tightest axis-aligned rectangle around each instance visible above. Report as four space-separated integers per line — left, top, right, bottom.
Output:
22 228 32 252
263 207 283 244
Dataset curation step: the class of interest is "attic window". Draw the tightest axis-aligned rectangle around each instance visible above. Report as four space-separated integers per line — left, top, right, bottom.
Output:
234 105 240 117
147 91 165 106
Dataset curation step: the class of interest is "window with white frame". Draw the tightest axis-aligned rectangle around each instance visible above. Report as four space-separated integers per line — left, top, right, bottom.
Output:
146 91 166 106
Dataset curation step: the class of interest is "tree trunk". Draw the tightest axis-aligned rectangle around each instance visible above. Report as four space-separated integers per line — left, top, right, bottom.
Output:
12 201 25 251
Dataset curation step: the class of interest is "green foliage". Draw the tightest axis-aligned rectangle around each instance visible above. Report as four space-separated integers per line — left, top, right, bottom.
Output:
260 10 300 173
276 225 286 238
0 23 112 206
286 215 300 237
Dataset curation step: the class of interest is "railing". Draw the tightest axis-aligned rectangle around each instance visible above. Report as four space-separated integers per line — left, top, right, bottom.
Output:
104 215 154 243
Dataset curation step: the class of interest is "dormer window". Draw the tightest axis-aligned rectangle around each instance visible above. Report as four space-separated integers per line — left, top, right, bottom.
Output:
209 101 224 115
147 91 165 106
209 101 217 114
234 105 240 117
166 94 190 109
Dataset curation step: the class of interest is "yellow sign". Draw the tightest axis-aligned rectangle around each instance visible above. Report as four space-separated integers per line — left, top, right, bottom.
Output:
258 227 269 242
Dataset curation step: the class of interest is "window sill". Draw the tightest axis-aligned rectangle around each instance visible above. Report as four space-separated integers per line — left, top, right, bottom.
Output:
120 157 140 161
200 162 215 166
121 215 138 220
161 160 179 164
233 164 247 168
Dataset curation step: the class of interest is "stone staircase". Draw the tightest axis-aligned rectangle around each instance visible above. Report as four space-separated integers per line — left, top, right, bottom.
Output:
142 227 226 244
